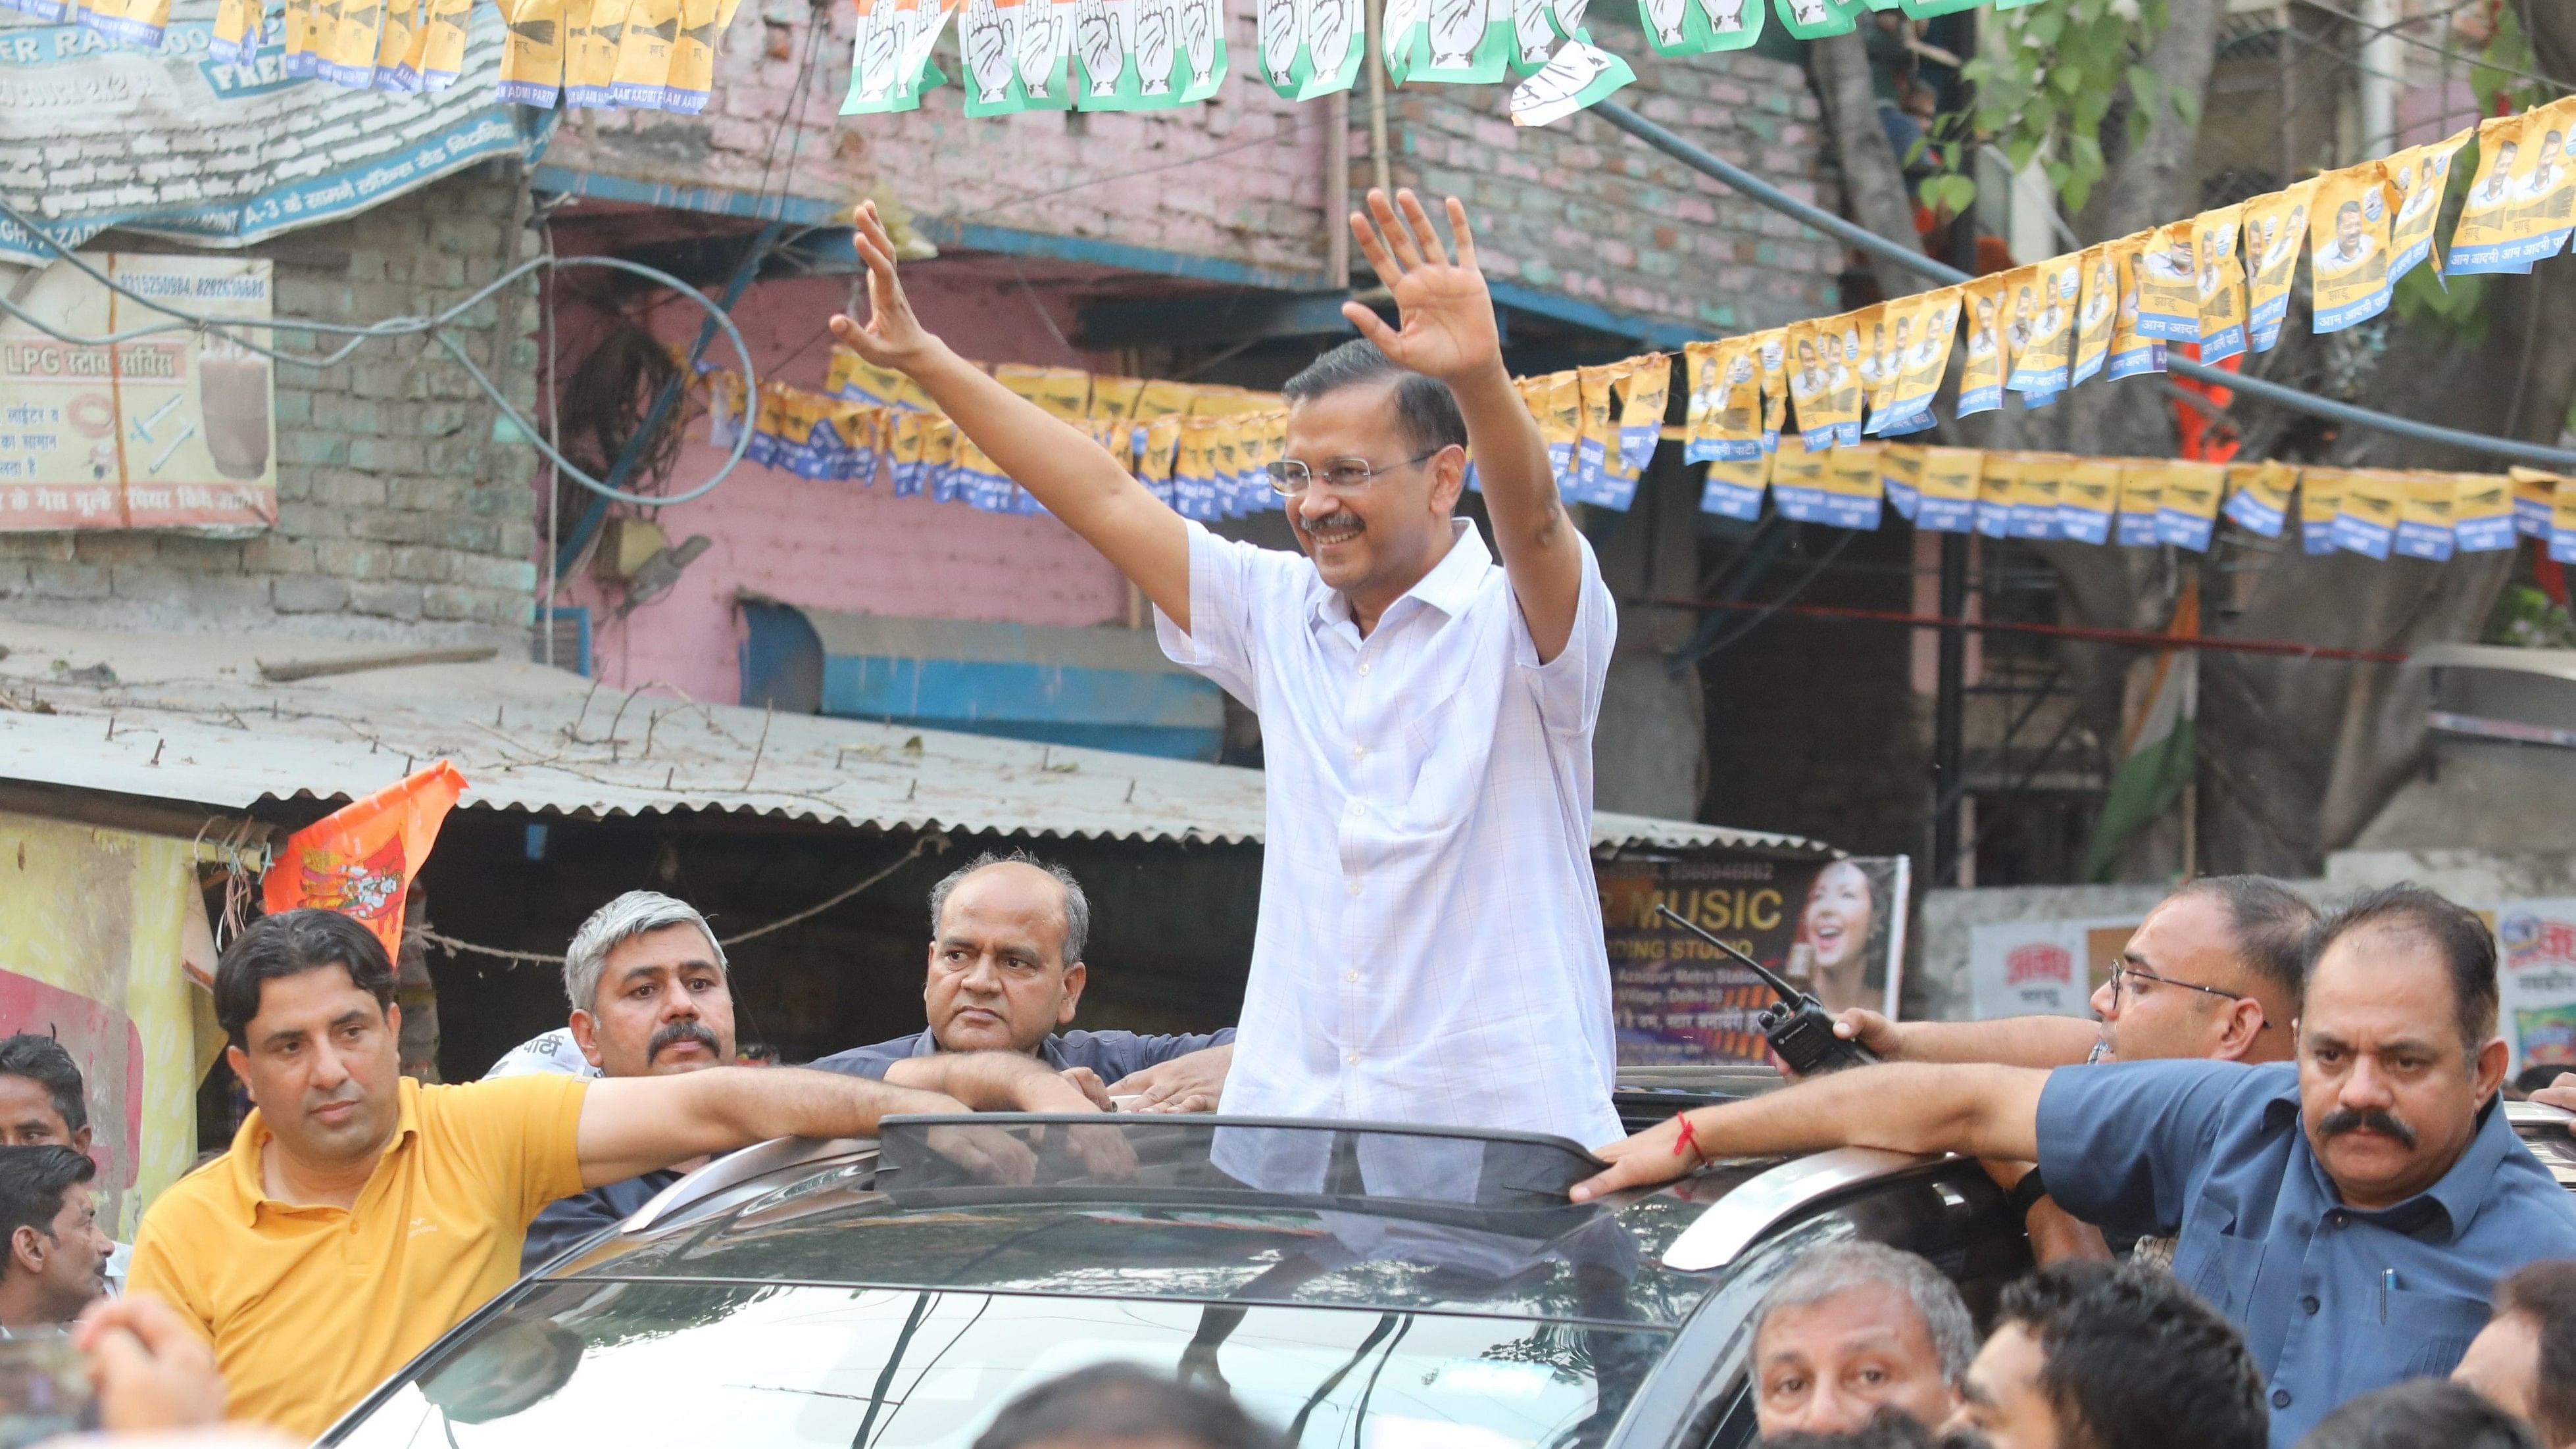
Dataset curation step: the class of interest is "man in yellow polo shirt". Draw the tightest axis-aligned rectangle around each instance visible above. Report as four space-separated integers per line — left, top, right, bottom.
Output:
128 908 1034 1438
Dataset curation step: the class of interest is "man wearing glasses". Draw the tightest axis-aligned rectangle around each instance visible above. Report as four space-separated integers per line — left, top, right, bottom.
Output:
1825 876 2313 1263
1575 884 2576 1448
828 187 1622 1149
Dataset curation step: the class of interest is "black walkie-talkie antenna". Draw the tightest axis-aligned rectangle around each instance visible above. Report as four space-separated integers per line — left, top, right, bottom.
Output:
1654 903 1806 1006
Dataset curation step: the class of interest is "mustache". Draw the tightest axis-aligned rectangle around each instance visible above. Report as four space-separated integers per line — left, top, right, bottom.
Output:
2317 1106 2419 1149
1300 510 1364 534
647 1019 722 1062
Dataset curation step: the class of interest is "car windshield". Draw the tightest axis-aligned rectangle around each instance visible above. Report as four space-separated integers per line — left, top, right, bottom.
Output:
333 1281 1670 1449
576 1116 1741 1327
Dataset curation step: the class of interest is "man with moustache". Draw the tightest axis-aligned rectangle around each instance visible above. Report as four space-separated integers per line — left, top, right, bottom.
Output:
522 890 1108 1269
1575 884 2576 1446
829 185 1624 1148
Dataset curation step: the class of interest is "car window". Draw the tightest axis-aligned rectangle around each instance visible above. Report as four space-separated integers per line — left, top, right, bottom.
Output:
332 1282 1672 1449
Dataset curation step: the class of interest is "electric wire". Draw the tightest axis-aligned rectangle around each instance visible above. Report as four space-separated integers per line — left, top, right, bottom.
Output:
0 195 756 508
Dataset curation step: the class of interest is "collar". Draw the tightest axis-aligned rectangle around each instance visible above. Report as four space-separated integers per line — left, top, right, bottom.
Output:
2288 1085 2517 1241
227 1076 422 1227
1306 518 1491 630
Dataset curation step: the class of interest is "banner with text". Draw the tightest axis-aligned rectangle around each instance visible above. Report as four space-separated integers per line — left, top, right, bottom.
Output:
0 252 276 530
1600 854 1909 1066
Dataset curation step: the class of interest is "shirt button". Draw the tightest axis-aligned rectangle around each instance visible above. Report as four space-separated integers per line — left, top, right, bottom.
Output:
1351 744 1366 760
2271 1390 2292 1410
1348 801 1365 817
1347 1052 1360 1064
1358 662 1372 676
2326 1211 2348 1228
1345 970 1358 983
2301 1296 2320 1315
1345 880 1362 896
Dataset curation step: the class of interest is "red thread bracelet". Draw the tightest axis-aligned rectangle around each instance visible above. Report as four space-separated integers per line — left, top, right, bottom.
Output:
1671 1112 1703 1165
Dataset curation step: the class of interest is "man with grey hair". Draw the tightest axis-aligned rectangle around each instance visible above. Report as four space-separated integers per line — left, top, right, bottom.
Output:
1750 1242 1976 1441
513 888 1108 1268
814 851 1236 1111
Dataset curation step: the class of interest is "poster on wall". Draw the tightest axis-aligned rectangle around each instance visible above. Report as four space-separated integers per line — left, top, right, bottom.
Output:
0 810 211 1238
0 253 276 531
1600 854 1909 1066
1966 914 2142 1021
2500 898 2576 1078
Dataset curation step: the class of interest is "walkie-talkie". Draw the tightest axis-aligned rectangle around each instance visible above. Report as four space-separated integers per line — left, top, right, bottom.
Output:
1653 904 1880 1077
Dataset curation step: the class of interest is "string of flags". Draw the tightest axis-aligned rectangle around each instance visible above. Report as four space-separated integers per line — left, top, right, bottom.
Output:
698 345 2576 566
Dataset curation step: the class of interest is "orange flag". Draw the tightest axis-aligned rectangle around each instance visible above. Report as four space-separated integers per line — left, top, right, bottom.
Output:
262 761 467 960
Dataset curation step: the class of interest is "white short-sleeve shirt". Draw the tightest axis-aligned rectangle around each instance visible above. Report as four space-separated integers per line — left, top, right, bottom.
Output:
1156 517 1623 1149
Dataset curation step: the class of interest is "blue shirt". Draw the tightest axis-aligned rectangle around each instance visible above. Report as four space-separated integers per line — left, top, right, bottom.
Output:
2039 1059 2576 1447
520 1168 683 1273
808 1026 1234 1085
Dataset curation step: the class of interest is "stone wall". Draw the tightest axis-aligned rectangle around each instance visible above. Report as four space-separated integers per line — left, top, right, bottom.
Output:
0 166 541 639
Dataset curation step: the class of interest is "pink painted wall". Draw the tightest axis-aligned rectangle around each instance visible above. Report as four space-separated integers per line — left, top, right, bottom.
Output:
550 270 1129 703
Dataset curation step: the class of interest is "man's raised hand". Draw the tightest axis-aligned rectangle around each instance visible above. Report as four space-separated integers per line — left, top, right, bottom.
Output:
829 200 941 372
1342 189 1503 387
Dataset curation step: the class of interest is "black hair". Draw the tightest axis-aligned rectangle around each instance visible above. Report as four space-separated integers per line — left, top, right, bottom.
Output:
2516 1064 2571 1096
0 1034 87 1137
2294 1379 2538 1449
1759 1408 1940 1449
2495 1259 2576 1446
2173 876 2317 1013
972 1365 1285 1449
216 908 399 1050
1994 1262 2266 1449
2302 883 2499 1058
1280 339 1468 458
0 1145 95 1278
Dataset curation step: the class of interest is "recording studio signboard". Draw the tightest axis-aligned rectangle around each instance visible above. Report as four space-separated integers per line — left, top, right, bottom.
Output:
1600 855 1910 1066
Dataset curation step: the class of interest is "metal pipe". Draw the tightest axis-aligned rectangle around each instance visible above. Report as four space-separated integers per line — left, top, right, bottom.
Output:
1931 533 1968 887
1327 90 1351 286
1365 0 1393 197
1588 99 2576 472
2357 0 2402 155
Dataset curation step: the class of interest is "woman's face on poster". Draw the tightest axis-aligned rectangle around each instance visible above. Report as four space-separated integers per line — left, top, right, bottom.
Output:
1803 861 1875 973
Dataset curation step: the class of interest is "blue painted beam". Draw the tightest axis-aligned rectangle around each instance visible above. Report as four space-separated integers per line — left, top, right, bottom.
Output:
819 656 1224 762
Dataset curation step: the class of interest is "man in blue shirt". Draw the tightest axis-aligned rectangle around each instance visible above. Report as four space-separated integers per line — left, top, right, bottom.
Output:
1573 883 2576 1447
812 852 1235 1110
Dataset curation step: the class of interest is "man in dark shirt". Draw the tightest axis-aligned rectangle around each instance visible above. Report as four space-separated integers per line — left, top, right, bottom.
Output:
812 852 1235 1110
522 889 1098 1270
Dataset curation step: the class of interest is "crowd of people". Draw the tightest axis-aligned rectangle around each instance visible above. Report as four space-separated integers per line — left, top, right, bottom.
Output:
7 187 2575 1449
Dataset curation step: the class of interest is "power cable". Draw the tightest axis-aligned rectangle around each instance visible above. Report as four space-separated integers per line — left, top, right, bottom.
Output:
0 195 756 507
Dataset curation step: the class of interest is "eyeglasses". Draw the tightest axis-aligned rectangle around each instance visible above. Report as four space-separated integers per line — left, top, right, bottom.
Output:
1265 451 1440 496
2106 961 2271 1028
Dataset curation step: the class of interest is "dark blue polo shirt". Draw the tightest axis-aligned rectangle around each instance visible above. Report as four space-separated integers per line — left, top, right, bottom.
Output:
808 1026 1234 1085
2038 1058 2576 1447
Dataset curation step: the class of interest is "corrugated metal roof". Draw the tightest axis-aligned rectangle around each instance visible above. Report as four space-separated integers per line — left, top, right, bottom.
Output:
0 622 1831 856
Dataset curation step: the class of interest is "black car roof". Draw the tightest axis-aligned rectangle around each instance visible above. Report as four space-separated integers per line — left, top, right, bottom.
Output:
543 1114 1809 1328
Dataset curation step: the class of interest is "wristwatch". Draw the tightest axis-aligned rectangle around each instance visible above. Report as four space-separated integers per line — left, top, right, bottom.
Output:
2006 1167 2051 1220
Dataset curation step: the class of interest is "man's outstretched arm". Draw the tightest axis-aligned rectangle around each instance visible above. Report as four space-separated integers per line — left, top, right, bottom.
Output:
828 201 1191 628
573 1066 1018 1187
1830 1008 2104 1069
879 1050 1111 1113
1568 1062 2049 1201
1341 191 1583 661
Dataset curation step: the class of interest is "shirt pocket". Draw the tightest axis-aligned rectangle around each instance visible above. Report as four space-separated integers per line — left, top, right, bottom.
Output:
2183 1229 2269 1321
2362 1285 2491 1378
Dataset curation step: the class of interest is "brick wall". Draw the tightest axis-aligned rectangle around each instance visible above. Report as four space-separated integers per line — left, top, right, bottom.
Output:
1382 43 1839 334
541 7 1839 330
544 5 1338 282
0 166 541 639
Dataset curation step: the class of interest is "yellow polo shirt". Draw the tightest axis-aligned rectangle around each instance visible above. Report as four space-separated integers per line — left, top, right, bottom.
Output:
127 1073 589 1439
